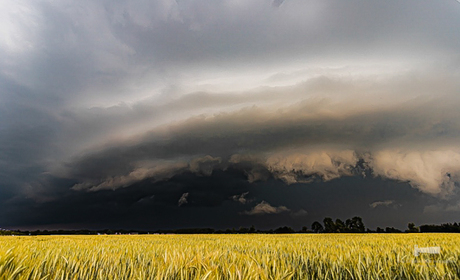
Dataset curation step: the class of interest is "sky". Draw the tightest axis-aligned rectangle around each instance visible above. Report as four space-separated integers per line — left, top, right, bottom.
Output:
1 0 460 231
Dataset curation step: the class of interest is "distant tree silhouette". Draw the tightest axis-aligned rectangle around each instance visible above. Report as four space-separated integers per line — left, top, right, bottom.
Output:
385 227 402 233
274 226 295 233
323 217 336 233
18 217 460 235
406 223 419 233
335 219 346 233
346 216 365 233
238 227 249 234
311 221 324 233
420 223 460 233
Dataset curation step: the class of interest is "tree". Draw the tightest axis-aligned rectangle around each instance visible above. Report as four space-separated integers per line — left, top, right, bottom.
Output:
238 227 249 234
385 227 402 233
346 216 365 233
335 219 346 233
366 228 375 233
406 223 419 233
274 226 295 233
323 217 336 233
311 221 324 233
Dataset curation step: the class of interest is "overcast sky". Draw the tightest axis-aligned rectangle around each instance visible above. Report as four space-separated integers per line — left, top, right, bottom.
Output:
1 0 460 230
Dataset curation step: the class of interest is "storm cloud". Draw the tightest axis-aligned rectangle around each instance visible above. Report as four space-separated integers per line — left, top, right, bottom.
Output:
1 0 460 230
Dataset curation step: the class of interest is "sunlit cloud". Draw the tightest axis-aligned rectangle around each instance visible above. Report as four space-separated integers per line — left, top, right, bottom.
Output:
178 192 189 207
369 200 395 209
244 201 290 215
232 192 250 204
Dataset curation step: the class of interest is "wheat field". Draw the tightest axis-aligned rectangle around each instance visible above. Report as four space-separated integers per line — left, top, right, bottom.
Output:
0 233 459 279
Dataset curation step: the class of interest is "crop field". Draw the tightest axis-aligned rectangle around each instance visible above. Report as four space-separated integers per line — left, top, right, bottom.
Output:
0 233 459 279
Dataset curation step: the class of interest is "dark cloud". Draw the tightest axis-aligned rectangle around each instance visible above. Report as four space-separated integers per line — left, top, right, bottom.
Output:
5 171 453 231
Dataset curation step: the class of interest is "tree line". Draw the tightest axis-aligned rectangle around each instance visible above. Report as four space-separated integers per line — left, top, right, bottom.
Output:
3 219 460 235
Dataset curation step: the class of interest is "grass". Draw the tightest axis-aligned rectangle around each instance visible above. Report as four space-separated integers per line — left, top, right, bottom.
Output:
0 233 459 279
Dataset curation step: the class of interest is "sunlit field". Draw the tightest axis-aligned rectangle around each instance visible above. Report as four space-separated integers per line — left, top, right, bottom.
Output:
0 234 459 279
